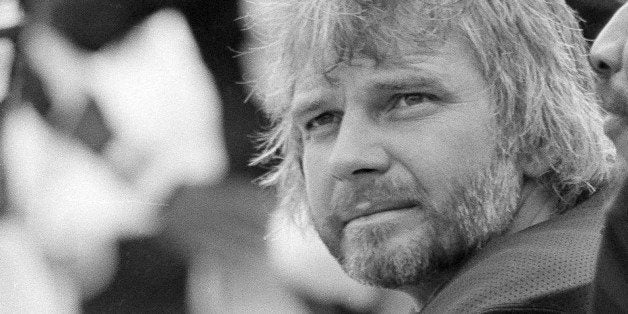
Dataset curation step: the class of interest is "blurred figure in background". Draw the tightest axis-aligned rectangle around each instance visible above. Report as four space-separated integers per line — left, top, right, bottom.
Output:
0 1 65 312
3 0 308 312
1 0 231 311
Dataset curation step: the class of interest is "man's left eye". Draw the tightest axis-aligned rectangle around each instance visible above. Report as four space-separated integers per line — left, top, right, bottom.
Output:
395 93 439 108
387 93 441 119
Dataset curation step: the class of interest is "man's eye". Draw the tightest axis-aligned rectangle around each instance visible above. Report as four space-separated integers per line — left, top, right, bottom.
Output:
305 112 341 131
395 93 439 108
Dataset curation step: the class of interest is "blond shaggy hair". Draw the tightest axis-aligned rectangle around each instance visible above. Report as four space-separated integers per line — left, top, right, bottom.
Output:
246 0 615 224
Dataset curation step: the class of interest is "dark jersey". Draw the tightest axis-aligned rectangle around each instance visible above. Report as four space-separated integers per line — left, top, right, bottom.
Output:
590 179 628 313
421 187 612 313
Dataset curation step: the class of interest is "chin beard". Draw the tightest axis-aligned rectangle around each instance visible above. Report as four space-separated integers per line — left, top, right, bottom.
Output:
339 211 469 288
337 158 521 288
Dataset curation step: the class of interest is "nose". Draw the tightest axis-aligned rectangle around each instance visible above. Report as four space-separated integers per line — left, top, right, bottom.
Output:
590 39 624 78
328 112 391 181
590 4 628 78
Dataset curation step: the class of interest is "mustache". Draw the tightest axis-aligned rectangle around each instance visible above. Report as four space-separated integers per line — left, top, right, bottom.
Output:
598 81 628 118
330 176 435 215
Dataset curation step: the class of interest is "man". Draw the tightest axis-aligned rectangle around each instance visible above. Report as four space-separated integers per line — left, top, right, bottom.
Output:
250 0 618 312
589 2 628 312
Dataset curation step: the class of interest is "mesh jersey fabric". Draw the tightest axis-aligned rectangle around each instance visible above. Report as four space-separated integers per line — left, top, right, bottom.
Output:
421 186 613 314
591 178 628 313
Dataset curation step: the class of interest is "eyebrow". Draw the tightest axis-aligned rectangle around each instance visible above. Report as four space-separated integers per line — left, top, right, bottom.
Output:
371 78 448 92
289 92 333 121
289 71 452 119
369 75 449 92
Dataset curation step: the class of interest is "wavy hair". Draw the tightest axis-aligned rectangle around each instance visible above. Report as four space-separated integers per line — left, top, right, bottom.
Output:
247 0 615 224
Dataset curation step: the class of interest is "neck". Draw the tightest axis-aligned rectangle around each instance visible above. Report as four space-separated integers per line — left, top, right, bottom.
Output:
507 178 557 234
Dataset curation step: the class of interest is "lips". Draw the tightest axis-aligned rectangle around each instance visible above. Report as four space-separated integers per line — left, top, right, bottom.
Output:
340 199 421 226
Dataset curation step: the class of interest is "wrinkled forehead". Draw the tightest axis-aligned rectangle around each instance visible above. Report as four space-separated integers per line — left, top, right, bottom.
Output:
290 33 486 112
277 0 467 104
291 53 432 95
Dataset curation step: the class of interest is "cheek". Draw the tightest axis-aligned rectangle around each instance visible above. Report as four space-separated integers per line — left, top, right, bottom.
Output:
302 145 344 253
302 146 334 218
397 137 451 201
447 128 494 170
394 115 494 202
613 126 628 164
442 106 495 171
302 145 328 207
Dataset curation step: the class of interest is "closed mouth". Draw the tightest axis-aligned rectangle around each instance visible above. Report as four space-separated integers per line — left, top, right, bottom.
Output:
342 200 420 226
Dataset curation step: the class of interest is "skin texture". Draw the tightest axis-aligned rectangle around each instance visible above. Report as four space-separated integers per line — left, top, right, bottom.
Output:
591 2 628 161
294 36 524 293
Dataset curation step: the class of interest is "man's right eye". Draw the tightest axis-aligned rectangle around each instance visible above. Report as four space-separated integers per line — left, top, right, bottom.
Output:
303 111 342 136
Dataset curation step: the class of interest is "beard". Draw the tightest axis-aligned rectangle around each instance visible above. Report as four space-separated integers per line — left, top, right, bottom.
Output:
336 157 522 288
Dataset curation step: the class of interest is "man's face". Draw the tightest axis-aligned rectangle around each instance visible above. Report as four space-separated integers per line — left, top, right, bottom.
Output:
293 36 522 287
591 2 628 160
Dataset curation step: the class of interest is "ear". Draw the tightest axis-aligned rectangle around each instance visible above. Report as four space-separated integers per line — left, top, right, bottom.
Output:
519 154 552 178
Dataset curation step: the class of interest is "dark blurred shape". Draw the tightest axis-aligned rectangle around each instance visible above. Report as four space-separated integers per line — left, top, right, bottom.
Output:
25 0 264 178
82 237 188 313
0 26 20 41
51 1 162 50
70 99 112 154
566 0 625 41
13 60 51 117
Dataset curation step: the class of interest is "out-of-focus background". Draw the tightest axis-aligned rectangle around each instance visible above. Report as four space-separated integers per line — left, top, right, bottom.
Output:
0 0 621 313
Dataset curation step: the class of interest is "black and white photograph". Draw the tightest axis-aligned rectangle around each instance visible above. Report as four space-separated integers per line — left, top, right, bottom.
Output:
1 0 627 313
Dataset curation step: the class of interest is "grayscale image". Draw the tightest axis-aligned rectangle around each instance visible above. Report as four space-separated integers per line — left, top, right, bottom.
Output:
1 0 626 313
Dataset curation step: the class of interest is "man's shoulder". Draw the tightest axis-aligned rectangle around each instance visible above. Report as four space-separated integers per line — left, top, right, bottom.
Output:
422 187 611 313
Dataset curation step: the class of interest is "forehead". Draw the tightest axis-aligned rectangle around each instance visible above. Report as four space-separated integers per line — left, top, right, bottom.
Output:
257 0 476 117
290 33 482 101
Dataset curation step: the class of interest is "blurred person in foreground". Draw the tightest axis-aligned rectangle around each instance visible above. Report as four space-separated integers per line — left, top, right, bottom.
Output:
589 1 628 312
249 0 619 312
0 4 228 312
